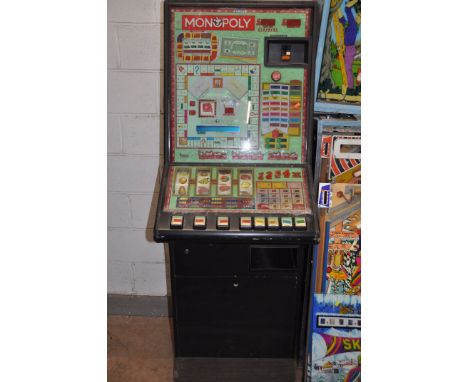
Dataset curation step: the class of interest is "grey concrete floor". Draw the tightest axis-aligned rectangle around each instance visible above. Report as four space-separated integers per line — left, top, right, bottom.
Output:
108 316 174 382
108 316 303 382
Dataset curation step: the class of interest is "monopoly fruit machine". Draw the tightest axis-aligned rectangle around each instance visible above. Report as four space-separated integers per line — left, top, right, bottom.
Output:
305 0 361 380
154 1 319 380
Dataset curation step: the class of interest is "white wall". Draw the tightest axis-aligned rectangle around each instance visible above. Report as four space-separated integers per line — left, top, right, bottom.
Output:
108 0 167 295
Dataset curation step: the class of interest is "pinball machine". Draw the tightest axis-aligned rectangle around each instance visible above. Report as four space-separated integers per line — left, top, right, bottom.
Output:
305 0 362 380
306 116 361 381
153 1 320 381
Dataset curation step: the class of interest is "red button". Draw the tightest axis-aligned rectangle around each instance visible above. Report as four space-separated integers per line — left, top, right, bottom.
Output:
271 71 281 81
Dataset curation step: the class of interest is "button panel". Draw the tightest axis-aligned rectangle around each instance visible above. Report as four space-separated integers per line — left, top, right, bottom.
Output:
193 216 206 229
170 215 184 228
168 214 308 232
240 216 252 230
217 216 230 230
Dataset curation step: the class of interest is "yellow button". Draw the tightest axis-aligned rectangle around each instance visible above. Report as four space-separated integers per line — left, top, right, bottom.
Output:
254 217 266 229
267 217 279 229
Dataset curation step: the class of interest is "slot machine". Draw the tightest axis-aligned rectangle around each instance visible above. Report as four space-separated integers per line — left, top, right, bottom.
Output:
305 0 362 380
153 1 320 380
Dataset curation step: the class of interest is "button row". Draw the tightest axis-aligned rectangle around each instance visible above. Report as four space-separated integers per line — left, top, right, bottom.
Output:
170 215 307 230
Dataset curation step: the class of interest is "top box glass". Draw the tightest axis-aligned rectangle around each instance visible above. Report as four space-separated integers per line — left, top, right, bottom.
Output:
166 4 316 164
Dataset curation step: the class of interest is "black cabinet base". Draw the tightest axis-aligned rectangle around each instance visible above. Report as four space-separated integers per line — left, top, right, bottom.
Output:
174 357 297 382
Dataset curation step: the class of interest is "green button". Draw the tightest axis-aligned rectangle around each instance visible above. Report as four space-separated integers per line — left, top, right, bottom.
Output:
294 217 307 229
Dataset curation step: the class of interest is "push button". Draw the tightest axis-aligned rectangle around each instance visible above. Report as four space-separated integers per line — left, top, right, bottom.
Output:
240 216 252 230
281 216 293 230
217 216 229 230
170 215 184 229
271 71 281 82
193 216 206 230
294 217 307 230
254 216 266 230
267 217 279 230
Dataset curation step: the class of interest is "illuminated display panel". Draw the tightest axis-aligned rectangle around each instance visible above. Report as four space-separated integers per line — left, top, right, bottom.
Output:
163 165 311 214
169 7 312 164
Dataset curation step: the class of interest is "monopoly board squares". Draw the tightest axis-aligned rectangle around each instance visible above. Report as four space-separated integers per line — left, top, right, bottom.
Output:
175 64 260 150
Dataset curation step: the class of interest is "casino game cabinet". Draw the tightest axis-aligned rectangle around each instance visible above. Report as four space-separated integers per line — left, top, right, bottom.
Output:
153 1 320 381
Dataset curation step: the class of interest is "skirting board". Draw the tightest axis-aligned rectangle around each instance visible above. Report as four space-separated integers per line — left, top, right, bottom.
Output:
107 294 171 317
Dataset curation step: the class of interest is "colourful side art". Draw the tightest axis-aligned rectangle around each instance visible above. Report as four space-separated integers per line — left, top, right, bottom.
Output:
315 119 361 296
325 187 361 295
317 0 361 106
321 134 361 184
307 294 361 382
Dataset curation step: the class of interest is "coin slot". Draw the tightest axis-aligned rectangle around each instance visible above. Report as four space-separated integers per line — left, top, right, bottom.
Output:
265 38 309 67
323 190 329 206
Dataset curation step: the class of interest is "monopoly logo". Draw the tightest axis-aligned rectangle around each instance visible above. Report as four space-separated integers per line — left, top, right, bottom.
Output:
182 15 255 31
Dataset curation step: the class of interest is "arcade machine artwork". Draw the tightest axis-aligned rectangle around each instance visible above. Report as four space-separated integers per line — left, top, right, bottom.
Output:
154 1 319 381
304 0 362 379
307 118 361 382
315 0 361 114
309 294 361 382
172 12 311 163
316 118 361 296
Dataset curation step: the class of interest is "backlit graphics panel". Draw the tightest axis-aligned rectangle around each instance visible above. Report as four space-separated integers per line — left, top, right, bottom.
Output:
169 8 312 164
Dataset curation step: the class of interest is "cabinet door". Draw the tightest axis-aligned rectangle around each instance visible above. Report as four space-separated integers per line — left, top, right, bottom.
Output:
174 275 300 357
173 242 250 277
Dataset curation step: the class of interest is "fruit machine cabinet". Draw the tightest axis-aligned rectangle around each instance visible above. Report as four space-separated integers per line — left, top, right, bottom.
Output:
154 1 320 381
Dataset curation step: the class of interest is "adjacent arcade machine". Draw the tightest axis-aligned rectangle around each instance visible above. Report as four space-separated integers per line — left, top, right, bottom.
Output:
154 1 319 381
306 117 361 382
308 294 361 382
305 0 361 380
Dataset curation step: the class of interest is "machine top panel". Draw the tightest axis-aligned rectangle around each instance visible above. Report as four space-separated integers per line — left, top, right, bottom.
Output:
167 4 315 165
